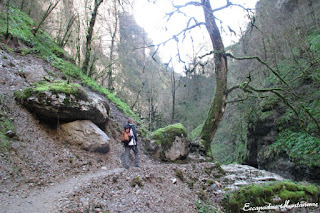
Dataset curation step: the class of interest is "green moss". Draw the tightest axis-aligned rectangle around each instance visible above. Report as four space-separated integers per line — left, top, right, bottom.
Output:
308 31 320 53
151 123 187 149
195 200 221 213
279 189 301 200
224 181 320 212
175 169 184 181
302 184 319 195
130 176 143 188
15 80 89 102
282 181 298 191
187 180 195 189
190 123 203 140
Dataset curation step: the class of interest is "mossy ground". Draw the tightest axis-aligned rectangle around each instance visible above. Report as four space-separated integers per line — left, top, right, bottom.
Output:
224 181 320 212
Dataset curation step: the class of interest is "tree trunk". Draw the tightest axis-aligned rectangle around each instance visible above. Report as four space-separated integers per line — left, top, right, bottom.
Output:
107 0 119 90
5 0 11 39
82 0 104 76
59 15 76 47
200 0 228 153
33 0 60 35
171 70 176 123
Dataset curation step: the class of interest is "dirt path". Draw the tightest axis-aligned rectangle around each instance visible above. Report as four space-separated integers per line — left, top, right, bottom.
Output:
2 168 125 213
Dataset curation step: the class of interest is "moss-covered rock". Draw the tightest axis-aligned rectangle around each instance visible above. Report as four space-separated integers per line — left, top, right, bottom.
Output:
151 123 187 148
15 80 88 101
224 181 320 212
149 123 189 161
15 80 110 124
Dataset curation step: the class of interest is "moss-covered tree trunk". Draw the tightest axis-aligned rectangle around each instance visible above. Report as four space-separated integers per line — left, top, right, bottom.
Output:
200 0 228 153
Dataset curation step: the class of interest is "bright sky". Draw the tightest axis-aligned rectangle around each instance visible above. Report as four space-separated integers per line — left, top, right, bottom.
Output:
132 0 259 73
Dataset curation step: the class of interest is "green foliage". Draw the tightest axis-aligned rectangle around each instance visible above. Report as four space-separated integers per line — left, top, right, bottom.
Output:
151 123 187 149
195 200 222 213
308 31 320 53
224 181 320 212
0 95 16 154
210 111 248 164
268 130 320 167
190 123 203 140
130 176 143 188
0 8 34 44
175 169 184 181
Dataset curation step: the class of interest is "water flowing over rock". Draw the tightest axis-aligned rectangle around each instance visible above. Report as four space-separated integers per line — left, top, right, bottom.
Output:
60 120 110 153
221 164 284 191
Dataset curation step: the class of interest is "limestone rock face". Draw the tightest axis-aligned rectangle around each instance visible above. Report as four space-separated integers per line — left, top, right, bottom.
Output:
60 120 110 153
163 136 189 161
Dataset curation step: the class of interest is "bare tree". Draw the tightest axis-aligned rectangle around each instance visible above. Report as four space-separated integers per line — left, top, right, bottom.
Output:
82 0 104 76
149 0 254 155
58 15 77 47
198 0 228 152
5 0 11 39
102 0 120 90
33 0 61 35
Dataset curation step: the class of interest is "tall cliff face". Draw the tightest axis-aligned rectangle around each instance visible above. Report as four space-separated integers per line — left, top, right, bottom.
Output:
242 0 320 182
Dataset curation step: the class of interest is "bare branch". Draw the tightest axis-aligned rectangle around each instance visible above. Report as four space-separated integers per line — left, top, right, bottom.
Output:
211 1 254 13
151 45 160 62
173 1 202 9
211 0 232 13
149 22 205 48
33 0 61 35
226 96 249 104
225 52 289 86
303 105 320 132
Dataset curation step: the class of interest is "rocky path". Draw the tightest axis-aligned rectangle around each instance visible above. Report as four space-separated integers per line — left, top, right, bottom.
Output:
0 46 285 213
1 162 285 213
2 168 125 213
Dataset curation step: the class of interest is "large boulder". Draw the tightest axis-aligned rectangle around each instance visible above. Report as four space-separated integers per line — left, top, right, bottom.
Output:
60 120 110 153
15 80 109 125
148 123 189 161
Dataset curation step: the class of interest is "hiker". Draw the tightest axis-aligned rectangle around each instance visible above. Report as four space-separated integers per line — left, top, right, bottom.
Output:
122 119 139 169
